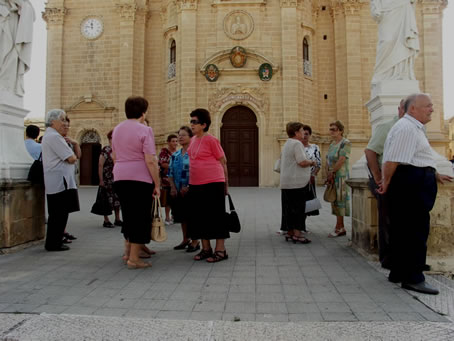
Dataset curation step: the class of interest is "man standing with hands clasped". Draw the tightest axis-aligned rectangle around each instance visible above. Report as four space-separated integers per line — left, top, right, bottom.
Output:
378 93 453 295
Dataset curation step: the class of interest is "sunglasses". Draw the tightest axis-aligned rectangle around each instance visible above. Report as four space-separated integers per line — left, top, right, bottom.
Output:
329 128 338 132
190 120 201 125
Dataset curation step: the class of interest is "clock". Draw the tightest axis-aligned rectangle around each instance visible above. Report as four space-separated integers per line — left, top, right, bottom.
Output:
80 17 103 40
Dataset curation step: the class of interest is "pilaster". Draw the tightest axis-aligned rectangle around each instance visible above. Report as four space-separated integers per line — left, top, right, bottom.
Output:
419 0 448 141
280 0 298 125
116 1 137 124
42 5 67 111
177 0 197 122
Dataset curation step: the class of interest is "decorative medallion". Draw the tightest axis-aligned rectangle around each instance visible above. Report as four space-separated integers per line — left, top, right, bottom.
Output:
204 64 219 82
259 63 273 81
229 46 247 68
224 10 254 41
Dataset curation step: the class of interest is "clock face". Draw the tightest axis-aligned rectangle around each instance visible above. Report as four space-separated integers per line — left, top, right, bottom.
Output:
81 17 103 40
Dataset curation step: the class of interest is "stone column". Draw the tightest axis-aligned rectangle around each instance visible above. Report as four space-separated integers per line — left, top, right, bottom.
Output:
116 1 137 124
133 2 149 96
177 0 197 123
280 0 299 125
42 4 67 111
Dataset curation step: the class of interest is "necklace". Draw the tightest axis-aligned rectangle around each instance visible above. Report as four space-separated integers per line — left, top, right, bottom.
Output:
191 136 204 159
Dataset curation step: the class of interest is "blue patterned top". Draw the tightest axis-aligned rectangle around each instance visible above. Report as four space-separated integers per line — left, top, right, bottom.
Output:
168 149 190 191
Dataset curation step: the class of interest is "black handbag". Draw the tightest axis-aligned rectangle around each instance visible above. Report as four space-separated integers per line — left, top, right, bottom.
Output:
225 194 241 233
27 153 44 185
91 187 113 216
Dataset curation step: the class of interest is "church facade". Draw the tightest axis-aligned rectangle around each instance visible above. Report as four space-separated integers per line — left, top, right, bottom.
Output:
42 0 448 186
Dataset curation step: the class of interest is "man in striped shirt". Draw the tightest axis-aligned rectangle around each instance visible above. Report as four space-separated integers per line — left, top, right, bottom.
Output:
378 93 452 295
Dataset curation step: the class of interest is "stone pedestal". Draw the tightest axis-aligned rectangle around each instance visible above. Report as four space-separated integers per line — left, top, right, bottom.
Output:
347 179 454 272
0 92 45 250
0 181 45 249
0 91 34 179
346 179 379 260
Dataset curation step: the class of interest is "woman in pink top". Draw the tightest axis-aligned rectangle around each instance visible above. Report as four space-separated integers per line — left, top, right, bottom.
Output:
187 108 230 263
112 96 161 269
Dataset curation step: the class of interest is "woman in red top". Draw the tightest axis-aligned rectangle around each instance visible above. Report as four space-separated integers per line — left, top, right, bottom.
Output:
187 108 229 263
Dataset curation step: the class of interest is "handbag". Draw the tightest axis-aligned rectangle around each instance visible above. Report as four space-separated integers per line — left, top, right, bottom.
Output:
91 187 112 216
323 182 336 203
225 194 241 233
273 158 281 173
305 186 322 213
151 196 167 242
27 153 44 185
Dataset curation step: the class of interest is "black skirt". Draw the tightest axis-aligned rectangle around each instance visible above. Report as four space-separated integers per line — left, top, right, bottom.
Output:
114 180 154 244
171 191 189 224
187 182 230 240
281 185 309 231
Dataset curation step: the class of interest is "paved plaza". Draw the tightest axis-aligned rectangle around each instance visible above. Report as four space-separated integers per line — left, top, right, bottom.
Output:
1 187 454 339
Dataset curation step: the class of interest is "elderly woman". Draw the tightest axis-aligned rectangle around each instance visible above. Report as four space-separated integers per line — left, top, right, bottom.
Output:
302 124 322 225
112 96 160 269
159 134 178 225
41 109 80 251
98 130 122 228
187 108 229 263
280 122 315 244
326 120 351 237
169 126 200 252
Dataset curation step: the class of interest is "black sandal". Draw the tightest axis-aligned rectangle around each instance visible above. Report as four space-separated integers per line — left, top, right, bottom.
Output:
292 235 311 244
194 248 213 261
206 250 228 263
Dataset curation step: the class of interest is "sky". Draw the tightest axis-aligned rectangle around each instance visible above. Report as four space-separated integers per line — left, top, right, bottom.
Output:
24 0 454 120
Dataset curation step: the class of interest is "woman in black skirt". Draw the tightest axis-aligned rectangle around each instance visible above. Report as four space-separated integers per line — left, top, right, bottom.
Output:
112 96 160 269
187 109 229 263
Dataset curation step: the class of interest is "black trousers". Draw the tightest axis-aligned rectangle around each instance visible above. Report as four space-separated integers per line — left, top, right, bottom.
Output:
45 188 80 250
387 165 437 284
368 176 392 269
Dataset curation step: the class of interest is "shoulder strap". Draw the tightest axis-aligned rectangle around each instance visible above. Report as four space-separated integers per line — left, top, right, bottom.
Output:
227 194 235 212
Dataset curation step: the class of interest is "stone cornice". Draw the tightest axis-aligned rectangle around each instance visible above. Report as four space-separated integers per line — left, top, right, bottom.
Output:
280 0 298 8
419 0 448 14
42 7 67 25
341 0 361 16
116 3 137 21
177 0 198 11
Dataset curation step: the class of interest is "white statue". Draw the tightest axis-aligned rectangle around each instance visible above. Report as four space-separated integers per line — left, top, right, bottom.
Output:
370 0 419 84
0 0 35 97
231 16 246 35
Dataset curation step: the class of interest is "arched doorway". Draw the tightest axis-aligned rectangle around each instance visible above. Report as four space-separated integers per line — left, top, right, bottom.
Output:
221 106 258 187
79 130 102 185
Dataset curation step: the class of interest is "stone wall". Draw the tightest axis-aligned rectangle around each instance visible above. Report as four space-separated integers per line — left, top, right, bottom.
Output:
0 182 45 249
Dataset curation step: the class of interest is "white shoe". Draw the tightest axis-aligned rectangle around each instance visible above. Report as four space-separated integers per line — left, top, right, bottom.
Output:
165 220 173 226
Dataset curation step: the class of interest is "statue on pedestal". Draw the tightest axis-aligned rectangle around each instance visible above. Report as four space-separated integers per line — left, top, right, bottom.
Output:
0 0 35 97
370 0 419 84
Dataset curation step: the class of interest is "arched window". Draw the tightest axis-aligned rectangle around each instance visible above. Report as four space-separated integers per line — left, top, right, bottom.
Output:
168 40 176 79
303 37 311 76
303 38 309 62
170 40 176 64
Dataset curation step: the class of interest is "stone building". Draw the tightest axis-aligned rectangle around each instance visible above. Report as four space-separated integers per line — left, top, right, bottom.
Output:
42 0 449 186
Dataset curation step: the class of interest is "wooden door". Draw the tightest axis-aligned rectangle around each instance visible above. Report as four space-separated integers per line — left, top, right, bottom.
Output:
221 106 258 187
80 143 101 185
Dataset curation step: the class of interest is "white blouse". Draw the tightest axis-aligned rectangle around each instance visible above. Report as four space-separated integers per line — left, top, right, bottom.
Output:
280 138 311 189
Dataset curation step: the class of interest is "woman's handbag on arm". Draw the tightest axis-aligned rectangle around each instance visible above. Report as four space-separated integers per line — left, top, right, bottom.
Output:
225 194 241 233
305 185 322 213
151 197 167 242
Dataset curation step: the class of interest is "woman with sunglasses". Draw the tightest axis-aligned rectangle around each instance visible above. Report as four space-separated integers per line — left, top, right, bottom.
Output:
187 109 229 263
326 120 351 237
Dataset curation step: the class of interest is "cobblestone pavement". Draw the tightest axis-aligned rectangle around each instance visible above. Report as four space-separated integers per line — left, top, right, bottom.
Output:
1 187 453 339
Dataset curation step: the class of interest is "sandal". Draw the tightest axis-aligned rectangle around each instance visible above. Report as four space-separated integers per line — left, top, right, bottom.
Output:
186 242 201 253
284 233 294 242
193 248 213 261
292 236 311 244
127 260 152 269
328 229 347 238
174 240 190 250
206 250 228 263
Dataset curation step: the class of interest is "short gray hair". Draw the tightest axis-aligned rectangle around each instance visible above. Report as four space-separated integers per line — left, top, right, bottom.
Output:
45 109 66 127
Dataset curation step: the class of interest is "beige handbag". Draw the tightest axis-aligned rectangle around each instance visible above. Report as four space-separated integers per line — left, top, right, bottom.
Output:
323 182 337 203
151 197 167 242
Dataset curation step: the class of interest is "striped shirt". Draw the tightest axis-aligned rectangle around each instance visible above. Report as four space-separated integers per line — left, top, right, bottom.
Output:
383 114 436 168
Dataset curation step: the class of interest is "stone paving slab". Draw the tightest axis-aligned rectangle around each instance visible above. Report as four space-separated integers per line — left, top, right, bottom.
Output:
0 187 451 326
1 313 454 341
